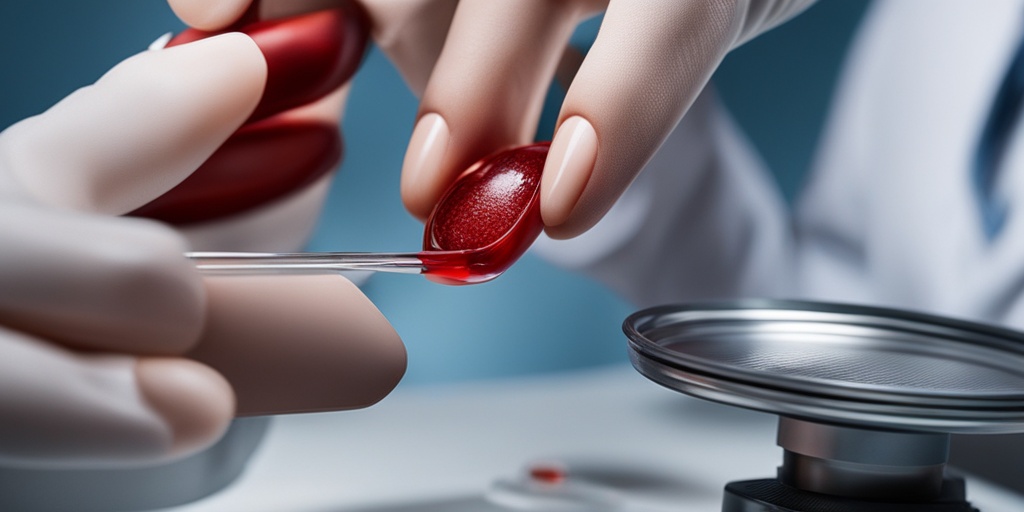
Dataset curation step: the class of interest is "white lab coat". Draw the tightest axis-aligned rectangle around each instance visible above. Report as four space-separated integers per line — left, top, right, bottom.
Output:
539 0 1024 331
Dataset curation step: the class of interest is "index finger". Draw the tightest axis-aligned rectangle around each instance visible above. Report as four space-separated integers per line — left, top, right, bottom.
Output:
0 33 266 214
189 275 406 415
399 0 594 220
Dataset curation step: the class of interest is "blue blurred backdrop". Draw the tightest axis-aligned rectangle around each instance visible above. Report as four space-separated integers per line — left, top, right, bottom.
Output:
0 1 870 386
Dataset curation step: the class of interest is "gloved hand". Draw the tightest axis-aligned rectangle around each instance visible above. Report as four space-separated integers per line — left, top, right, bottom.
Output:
168 0 814 240
397 0 816 240
0 32 405 470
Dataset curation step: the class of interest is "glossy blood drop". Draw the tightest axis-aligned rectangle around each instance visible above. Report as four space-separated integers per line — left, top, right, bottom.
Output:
167 2 370 122
421 143 549 284
427 143 548 251
131 120 341 224
136 3 369 224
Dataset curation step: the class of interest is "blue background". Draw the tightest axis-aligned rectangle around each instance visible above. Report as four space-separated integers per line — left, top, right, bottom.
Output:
0 1 870 385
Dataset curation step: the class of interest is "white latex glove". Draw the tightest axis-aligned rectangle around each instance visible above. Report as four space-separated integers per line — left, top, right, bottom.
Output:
169 0 814 240
0 33 405 470
395 0 817 239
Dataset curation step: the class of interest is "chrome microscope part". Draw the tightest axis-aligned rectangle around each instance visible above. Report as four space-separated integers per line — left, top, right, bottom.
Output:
624 300 1024 511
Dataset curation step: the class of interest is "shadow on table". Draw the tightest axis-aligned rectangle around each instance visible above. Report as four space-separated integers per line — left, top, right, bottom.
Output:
311 458 717 511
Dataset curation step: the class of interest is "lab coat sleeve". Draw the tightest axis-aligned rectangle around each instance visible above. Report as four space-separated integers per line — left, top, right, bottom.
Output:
533 88 796 307
791 0 1024 320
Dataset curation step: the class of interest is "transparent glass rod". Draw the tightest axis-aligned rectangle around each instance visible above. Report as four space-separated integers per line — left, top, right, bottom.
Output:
187 252 426 275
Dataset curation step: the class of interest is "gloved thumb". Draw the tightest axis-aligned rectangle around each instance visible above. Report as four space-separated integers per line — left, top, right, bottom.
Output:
0 327 232 469
0 33 265 214
541 0 814 239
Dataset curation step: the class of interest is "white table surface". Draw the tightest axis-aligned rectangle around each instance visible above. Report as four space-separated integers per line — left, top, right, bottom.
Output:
162 365 1024 511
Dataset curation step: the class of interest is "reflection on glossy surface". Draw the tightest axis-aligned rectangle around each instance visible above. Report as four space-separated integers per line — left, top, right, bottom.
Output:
422 143 549 285
166 2 370 123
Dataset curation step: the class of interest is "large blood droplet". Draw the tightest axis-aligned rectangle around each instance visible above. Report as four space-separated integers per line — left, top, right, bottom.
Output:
134 3 369 225
167 2 370 123
421 143 549 284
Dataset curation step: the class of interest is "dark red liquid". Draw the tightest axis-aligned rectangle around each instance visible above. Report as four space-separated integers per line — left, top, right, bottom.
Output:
167 2 370 123
133 4 368 225
131 120 340 224
529 464 568 485
421 143 549 285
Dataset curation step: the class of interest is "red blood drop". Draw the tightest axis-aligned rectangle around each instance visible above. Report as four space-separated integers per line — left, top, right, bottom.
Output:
130 119 341 224
167 2 370 123
529 464 568 485
426 144 548 252
421 143 549 284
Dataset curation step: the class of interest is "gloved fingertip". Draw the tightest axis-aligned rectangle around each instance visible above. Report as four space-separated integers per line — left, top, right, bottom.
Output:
401 113 451 220
190 275 406 415
136 358 235 458
541 116 597 230
168 0 254 31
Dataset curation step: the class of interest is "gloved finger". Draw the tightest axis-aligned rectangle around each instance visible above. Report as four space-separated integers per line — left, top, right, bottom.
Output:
538 0 735 238
400 0 597 220
168 0 253 30
187 275 406 415
0 203 204 355
0 325 232 468
168 0 353 31
166 2 369 124
541 0 814 239
360 0 459 95
0 33 265 215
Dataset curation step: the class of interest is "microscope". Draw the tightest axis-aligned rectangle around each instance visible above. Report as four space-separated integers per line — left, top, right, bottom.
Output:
624 300 1024 511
